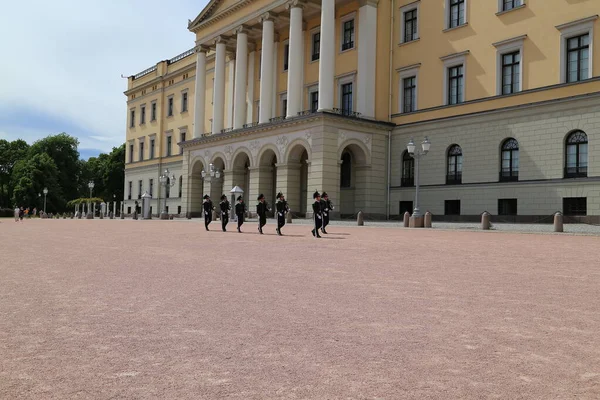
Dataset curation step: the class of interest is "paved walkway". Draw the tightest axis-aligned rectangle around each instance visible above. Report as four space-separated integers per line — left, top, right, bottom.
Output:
1 220 600 399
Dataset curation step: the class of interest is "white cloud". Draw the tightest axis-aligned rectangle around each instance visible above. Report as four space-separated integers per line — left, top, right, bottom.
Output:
0 0 207 153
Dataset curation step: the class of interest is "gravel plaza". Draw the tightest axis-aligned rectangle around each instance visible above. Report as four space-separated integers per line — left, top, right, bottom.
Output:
1 219 600 399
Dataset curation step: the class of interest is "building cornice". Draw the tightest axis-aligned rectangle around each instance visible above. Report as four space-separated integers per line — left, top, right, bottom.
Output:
492 34 527 48
189 0 255 33
555 15 598 31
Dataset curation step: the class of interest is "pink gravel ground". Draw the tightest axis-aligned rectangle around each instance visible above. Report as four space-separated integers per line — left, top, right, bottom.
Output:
1 219 600 399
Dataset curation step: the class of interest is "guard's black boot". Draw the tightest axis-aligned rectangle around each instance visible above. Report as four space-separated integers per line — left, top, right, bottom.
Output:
237 227 241 233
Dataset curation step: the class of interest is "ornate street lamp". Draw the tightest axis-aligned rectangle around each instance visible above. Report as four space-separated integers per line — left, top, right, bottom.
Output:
407 137 431 227
201 163 221 179
42 187 48 214
159 168 176 219
87 181 95 219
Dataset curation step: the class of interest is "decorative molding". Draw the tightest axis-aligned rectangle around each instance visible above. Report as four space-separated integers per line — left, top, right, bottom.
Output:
224 145 234 159
249 140 261 155
440 50 470 62
492 34 527 48
276 135 289 153
204 149 212 158
555 15 598 31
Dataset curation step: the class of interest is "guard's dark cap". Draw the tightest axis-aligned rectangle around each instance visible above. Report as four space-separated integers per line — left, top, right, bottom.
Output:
322 192 328 197
220 194 227 200
276 192 283 199
257 193 265 200
313 190 320 199
203 194 210 199
237 196 243 201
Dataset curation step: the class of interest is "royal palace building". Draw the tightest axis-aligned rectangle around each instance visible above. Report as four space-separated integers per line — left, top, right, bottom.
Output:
123 0 600 222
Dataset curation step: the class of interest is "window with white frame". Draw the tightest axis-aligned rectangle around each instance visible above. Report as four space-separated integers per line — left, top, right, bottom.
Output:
308 85 319 112
337 74 356 115
311 29 320 61
139 139 144 161
128 143 134 163
149 137 155 159
140 104 146 124
400 2 420 44
398 65 419 113
166 134 172 157
151 101 157 121
167 96 174 116
341 14 355 51
283 41 290 71
446 0 466 30
498 0 523 13
493 35 525 95
180 130 186 154
280 93 288 117
442 52 468 105
129 109 135 128
181 91 188 112
557 16 596 84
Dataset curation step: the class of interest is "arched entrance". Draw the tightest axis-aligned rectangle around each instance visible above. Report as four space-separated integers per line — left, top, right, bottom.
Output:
231 150 251 201
208 156 226 201
258 148 278 214
189 159 205 217
339 143 368 217
286 143 309 216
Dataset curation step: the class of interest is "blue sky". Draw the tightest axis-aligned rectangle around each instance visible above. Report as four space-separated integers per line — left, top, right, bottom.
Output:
0 0 208 159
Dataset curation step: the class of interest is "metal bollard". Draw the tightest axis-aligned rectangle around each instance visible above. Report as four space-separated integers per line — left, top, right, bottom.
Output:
286 212 292 224
424 211 432 228
99 213 104 219
481 211 490 230
403 212 410 227
357 211 364 226
554 211 563 233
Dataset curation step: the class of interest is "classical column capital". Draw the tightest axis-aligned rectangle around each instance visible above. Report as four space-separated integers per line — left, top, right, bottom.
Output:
358 0 379 7
194 44 210 54
234 25 248 35
214 36 225 45
259 12 274 23
286 0 305 10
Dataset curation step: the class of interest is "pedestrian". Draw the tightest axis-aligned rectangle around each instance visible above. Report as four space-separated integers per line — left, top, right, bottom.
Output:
203 194 214 231
219 194 231 232
275 192 289 236
33 208 37 218
19 207 24 221
320 192 334 234
235 195 246 233
256 194 270 234
14 206 20 222
311 191 322 238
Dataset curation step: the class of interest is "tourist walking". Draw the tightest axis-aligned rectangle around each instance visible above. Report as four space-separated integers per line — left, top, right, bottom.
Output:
14 206 20 222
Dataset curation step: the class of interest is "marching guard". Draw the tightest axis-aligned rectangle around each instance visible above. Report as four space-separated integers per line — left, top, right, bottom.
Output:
320 192 334 234
219 194 231 232
256 194 270 234
311 190 323 238
275 192 290 236
203 194 214 231
235 195 246 233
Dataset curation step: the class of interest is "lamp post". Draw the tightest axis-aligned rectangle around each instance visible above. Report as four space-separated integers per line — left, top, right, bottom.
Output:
87 181 95 219
407 137 431 228
42 187 48 214
201 163 221 180
159 168 176 219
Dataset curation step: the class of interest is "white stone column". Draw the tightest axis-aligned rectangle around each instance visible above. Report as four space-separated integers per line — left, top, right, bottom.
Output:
213 37 226 133
246 50 256 124
193 46 207 138
272 38 279 118
226 58 235 129
259 13 274 123
357 0 377 118
318 0 335 111
286 1 304 118
234 27 248 129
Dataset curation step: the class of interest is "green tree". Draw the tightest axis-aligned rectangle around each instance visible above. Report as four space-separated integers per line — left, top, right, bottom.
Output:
11 153 62 212
0 139 30 208
103 144 125 201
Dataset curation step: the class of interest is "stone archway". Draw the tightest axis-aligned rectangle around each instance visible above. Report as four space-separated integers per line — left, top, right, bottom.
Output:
284 143 310 216
189 159 205 217
230 149 252 202
338 142 369 217
257 147 278 212
208 156 226 202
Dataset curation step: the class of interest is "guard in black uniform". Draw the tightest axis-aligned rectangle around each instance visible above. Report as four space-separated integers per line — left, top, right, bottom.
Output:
311 190 322 238
275 192 290 236
320 192 334 234
202 194 214 231
256 193 270 234
219 194 231 232
235 195 246 233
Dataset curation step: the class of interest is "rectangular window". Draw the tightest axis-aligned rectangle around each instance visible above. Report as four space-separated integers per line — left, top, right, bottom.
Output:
180 132 186 154
404 9 418 42
129 144 134 163
140 106 146 124
283 43 289 71
448 65 464 105
282 99 287 117
563 197 587 216
312 32 320 61
341 83 353 115
399 201 413 215
149 179 154 197
444 200 461 215
403 76 416 113
310 91 319 113
130 109 135 128
150 139 155 159
127 206 131 214
342 19 355 51
498 199 518 216
503 0 522 11
566 34 590 83
177 206 182 215
167 97 174 116
166 136 172 157
128 181 132 200
182 92 188 112
502 51 521 94
449 0 465 29
139 142 144 161
138 180 143 199
151 102 157 121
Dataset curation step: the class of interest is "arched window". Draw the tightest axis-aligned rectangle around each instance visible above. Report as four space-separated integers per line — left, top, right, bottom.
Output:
178 176 183 197
401 150 414 187
446 144 463 184
500 138 519 182
565 130 588 178
340 151 352 188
